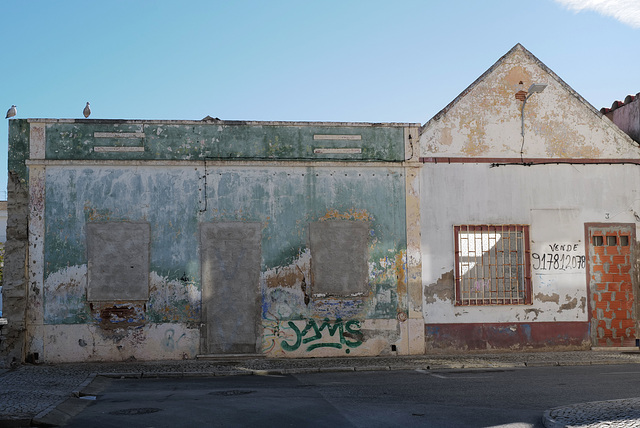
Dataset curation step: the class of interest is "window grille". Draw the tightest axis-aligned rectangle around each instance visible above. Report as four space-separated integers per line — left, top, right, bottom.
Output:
454 225 532 305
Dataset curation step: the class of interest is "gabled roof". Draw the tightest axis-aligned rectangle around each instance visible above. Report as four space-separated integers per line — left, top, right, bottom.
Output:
426 44 604 126
420 43 640 160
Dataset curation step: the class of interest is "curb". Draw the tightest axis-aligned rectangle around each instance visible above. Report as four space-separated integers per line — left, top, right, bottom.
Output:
31 373 105 427
71 373 98 397
32 397 94 427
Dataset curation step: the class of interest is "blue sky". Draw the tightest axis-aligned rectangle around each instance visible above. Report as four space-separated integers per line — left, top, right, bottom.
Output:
2 0 639 196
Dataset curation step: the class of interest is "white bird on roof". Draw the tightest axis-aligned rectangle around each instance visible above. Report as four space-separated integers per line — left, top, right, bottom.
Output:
5 105 16 119
83 102 91 118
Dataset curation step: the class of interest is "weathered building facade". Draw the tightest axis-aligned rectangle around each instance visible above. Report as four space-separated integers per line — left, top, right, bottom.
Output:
419 44 640 351
3 44 640 364
3 119 422 363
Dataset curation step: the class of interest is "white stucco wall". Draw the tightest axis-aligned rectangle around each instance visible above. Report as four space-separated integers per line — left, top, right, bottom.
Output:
420 163 640 324
418 45 640 332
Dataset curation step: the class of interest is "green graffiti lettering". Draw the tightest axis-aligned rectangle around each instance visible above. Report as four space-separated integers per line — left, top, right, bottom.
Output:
280 321 303 351
317 317 343 336
301 320 322 344
343 319 363 348
279 318 363 352
307 342 343 351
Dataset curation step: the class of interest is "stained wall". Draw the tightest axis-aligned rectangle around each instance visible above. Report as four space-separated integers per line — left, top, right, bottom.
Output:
418 44 640 351
5 118 420 363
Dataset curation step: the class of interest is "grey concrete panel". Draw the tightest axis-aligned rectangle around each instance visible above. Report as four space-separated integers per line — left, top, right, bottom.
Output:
310 221 369 296
200 222 261 354
86 222 150 301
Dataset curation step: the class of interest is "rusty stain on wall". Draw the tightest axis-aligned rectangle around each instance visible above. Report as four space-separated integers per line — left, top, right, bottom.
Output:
265 265 305 289
320 208 374 222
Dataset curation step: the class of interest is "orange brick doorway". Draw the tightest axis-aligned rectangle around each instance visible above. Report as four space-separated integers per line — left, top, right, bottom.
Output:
586 223 637 348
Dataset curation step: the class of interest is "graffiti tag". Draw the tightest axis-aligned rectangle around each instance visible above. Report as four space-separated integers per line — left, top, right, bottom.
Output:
280 318 363 353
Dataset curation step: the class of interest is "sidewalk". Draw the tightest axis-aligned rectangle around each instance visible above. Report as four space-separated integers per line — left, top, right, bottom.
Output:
1 350 640 427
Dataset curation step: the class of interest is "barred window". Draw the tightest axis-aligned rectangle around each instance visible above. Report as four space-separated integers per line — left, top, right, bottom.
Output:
454 225 532 306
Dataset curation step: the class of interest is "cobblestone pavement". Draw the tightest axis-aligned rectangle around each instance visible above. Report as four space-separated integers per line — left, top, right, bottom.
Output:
543 397 640 428
1 350 640 427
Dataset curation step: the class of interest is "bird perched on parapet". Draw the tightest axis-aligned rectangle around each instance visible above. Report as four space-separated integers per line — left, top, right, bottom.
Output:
5 105 16 119
83 102 91 118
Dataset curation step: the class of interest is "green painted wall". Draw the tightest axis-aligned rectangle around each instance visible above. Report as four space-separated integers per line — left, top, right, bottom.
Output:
43 165 406 324
10 120 409 336
44 121 405 161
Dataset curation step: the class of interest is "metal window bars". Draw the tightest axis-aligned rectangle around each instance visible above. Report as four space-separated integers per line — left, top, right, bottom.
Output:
454 225 532 305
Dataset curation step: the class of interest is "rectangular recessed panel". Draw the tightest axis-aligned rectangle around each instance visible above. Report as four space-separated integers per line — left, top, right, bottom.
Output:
94 146 145 153
310 221 369 296
87 222 150 301
313 148 362 154
201 222 261 354
313 134 362 140
94 132 145 139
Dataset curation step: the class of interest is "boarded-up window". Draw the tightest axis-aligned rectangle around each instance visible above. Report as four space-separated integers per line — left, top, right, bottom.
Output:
310 221 369 296
454 225 531 305
87 222 150 301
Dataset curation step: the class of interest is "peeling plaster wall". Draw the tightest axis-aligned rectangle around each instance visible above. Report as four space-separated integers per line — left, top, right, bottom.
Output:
417 44 640 351
420 163 640 326
420 47 640 160
7 119 415 362
40 165 407 361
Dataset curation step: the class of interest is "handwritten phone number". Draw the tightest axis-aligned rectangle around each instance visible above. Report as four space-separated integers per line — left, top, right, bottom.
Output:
532 253 585 271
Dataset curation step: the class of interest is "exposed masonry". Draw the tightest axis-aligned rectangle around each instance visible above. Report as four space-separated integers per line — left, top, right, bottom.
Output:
589 228 636 347
2 173 29 368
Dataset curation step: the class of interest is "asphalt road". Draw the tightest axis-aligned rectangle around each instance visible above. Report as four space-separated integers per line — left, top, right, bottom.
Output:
65 364 640 427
